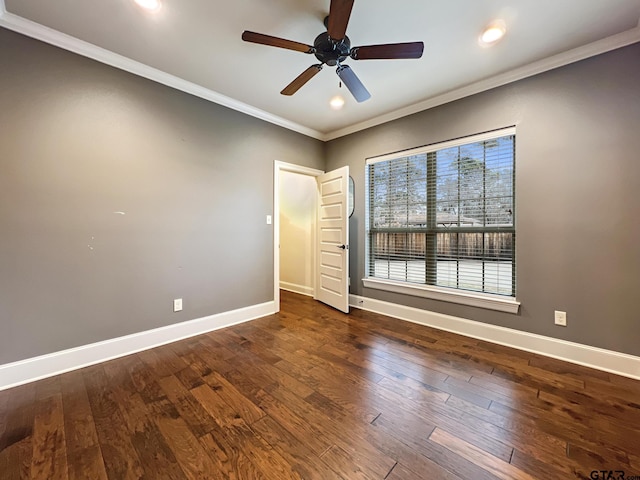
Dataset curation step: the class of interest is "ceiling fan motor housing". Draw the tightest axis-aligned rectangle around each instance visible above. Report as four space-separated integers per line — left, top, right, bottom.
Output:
314 32 351 66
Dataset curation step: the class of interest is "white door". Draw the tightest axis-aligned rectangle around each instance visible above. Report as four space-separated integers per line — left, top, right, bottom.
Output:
316 166 349 313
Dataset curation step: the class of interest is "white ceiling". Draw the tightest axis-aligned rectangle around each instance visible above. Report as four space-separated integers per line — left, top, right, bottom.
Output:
2 0 640 140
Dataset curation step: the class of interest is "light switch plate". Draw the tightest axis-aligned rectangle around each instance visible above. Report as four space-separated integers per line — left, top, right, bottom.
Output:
266 215 272 225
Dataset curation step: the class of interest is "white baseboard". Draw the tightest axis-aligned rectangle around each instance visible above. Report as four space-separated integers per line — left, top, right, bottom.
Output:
280 281 314 297
0 301 276 391
350 294 640 381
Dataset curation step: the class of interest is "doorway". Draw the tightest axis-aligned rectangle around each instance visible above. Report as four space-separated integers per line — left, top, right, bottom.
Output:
273 161 324 312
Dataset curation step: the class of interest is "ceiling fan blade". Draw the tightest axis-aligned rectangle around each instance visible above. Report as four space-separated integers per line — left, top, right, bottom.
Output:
351 42 424 60
327 0 354 42
336 65 370 103
242 31 314 54
281 64 323 96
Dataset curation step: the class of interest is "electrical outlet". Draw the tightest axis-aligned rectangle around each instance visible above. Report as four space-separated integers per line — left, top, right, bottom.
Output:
174 298 183 312
554 310 567 326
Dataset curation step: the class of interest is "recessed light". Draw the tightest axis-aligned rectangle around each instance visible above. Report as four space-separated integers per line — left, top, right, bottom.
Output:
330 96 345 110
134 0 161 11
479 20 506 47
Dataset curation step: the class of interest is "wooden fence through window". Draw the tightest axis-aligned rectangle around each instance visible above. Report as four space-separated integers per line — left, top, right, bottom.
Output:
370 232 514 260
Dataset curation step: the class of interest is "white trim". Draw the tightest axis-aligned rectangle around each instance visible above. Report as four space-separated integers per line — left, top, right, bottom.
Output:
325 27 640 141
349 294 640 381
274 161 325 178
0 9 324 141
0 301 275 391
1 1 638 142
280 281 314 297
273 161 324 312
366 127 516 165
362 278 520 314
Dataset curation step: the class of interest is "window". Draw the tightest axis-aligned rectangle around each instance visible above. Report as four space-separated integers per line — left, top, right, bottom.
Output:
365 127 517 311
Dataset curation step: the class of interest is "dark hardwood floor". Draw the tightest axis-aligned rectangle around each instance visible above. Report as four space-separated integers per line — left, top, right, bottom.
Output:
1 290 640 479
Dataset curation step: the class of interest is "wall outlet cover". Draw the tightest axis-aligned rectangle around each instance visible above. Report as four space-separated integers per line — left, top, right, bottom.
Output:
554 310 567 326
174 298 183 312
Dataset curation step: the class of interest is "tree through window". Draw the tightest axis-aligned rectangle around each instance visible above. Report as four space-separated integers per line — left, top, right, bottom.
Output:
366 129 515 296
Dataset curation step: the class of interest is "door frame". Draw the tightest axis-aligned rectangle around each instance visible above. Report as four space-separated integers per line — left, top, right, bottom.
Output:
273 161 324 312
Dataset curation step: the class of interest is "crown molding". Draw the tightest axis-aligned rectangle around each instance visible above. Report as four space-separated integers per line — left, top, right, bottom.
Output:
324 25 640 141
0 5 325 141
1 1 639 142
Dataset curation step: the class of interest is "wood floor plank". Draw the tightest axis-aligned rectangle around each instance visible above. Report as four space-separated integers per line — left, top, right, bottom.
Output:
2 290 640 478
199 430 268 480
137 347 188 379
386 461 461 480
189 384 300 480
155 414 221 480
487 399 634 462
567 442 631 472
374 409 515 467
607 372 640 392
223 421 302 480
232 352 315 400
60 371 108 480
430 427 536 480
124 356 168 404
251 415 345 480
156 375 219 437
584 376 640 405
491 362 585 391
371 417 501 480
109 386 187 480
252 388 335 456
277 361 382 425
0 437 32 480
0 392 9 441
538 387 640 428
443 395 569 464
509 448 579 479
159 375 260 479
467 371 539 405
528 355 610 381
319 445 381 480
82 365 145 480
257 386 397 479
201 370 266 425
30 391 68 480
0 382 37 480
320 342 456 394
129 411 187 480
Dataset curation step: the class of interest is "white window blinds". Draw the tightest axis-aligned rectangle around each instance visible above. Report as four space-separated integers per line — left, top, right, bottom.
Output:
366 128 516 297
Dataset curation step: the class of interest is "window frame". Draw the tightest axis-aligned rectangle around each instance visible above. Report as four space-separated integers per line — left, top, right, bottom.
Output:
364 127 520 314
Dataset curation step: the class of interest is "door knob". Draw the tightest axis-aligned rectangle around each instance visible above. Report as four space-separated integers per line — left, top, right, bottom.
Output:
337 244 347 250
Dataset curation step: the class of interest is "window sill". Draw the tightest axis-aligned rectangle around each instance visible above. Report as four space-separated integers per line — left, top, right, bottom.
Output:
361 277 520 314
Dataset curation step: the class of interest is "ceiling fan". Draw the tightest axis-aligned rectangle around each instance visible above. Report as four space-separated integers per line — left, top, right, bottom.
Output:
241 0 424 103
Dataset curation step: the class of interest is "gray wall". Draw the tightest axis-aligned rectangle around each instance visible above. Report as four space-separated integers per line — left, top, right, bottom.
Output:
0 28 324 364
326 43 640 356
2 25 639 365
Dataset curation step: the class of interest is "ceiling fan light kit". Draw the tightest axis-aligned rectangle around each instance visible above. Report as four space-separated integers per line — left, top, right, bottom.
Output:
134 0 161 12
241 0 424 103
330 96 346 110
